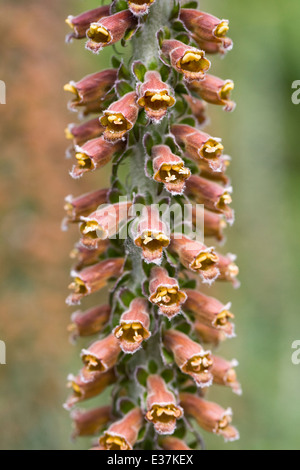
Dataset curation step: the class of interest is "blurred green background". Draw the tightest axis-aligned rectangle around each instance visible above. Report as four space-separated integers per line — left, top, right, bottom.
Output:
0 0 299 450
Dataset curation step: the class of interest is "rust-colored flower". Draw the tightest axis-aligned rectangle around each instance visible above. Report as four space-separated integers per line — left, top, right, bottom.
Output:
192 206 227 242
149 266 187 318
127 0 155 16
164 329 213 387
180 393 239 442
114 298 151 353
71 405 112 438
68 305 111 341
188 74 235 112
81 334 121 373
80 201 132 248
146 375 183 434
134 206 170 264
184 289 235 338
63 188 109 226
65 6 111 41
67 258 124 305
197 154 231 185
161 39 210 81
100 408 143 450
86 10 137 54
170 234 219 284
160 437 191 450
185 175 234 224
65 118 105 146
151 145 190 194
100 92 139 142
71 137 125 179
180 9 233 53
64 69 117 111
194 322 226 347
216 252 240 288
64 368 116 410
211 356 242 395
171 124 224 172
137 71 175 122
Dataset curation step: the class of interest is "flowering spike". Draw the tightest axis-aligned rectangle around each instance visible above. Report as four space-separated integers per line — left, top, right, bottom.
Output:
64 0 240 450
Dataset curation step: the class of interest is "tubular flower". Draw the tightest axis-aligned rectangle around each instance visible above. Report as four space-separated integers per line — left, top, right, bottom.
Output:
71 405 112 438
170 234 219 284
137 71 175 122
68 305 111 341
100 91 139 142
184 289 235 338
180 393 239 442
64 0 240 450
161 39 211 81
67 258 124 305
81 334 121 373
80 201 132 249
65 6 111 41
149 266 187 318
114 298 151 353
152 145 190 194
180 9 233 54
145 375 183 434
164 329 213 388
100 408 143 450
171 123 224 172
64 69 117 111
127 0 155 16
71 137 125 179
134 206 170 264
188 74 236 112
211 356 242 395
86 10 137 54
185 174 234 224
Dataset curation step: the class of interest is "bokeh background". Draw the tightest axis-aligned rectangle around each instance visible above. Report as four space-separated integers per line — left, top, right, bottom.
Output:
0 0 300 450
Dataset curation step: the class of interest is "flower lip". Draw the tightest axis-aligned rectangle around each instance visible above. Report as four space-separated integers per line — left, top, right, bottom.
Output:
68 277 88 295
128 0 155 16
80 220 104 240
214 309 234 329
114 321 149 348
184 352 213 376
146 404 183 434
155 163 190 186
87 23 111 44
75 152 94 170
81 352 106 372
214 20 230 38
100 113 131 137
100 433 131 450
180 50 210 76
191 250 219 272
139 91 175 113
220 80 234 100
201 139 224 160
136 231 170 252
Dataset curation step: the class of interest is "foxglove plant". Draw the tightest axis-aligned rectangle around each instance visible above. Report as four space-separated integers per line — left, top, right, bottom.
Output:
64 0 240 450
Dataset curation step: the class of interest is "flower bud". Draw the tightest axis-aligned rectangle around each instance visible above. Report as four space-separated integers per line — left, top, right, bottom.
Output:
183 95 207 126
171 124 224 172
192 206 227 242
71 405 112 438
211 356 242 395
65 119 105 146
161 39 210 81
80 202 132 248
65 6 111 41
64 368 116 410
114 298 151 354
86 10 137 54
170 234 219 284
100 408 143 450
67 258 124 305
188 75 235 112
146 375 183 434
134 206 170 264
127 0 155 16
151 145 190 194
149 266 187 318
63 189 109 225
137 71 175 122
71 137 125 179
100 92 139 141
81 334 121 373
160 437 191 450
180 10 233 52
185 175 234 224
68 305 111 341
64 69 117 111
216 253 240 288
180 393 239 442
184 289 235 338
164 329 213 387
